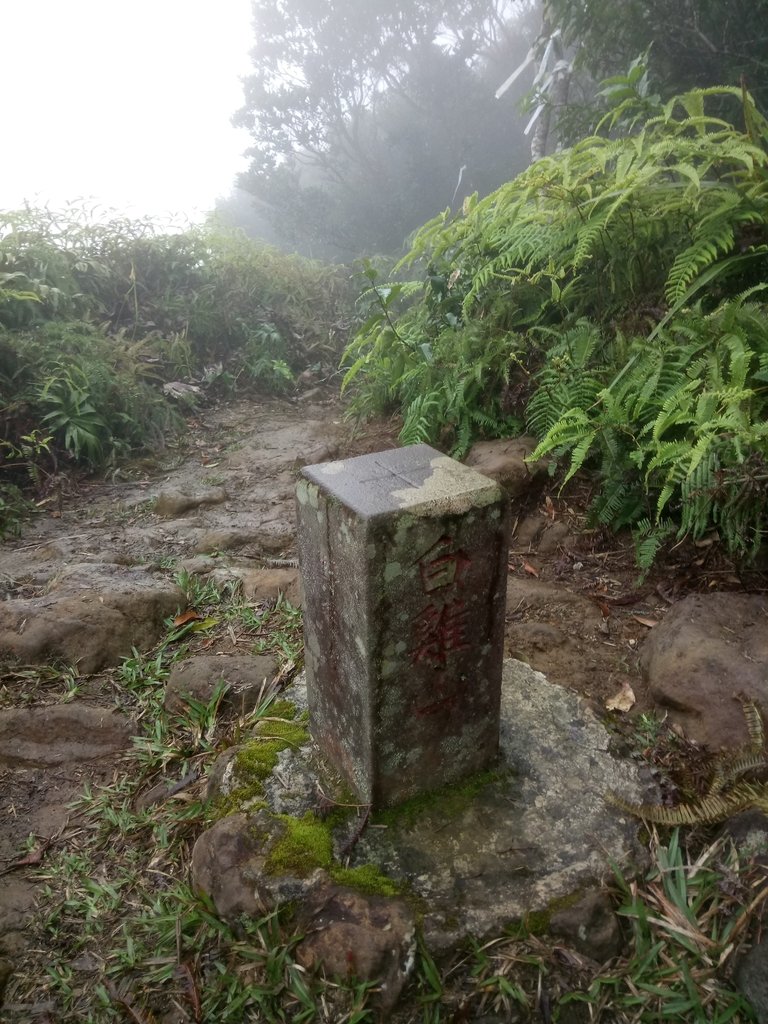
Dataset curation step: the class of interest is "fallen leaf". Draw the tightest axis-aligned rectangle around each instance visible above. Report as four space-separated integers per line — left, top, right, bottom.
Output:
632 615 659 628
605 681 636 713
544 496 556 520
173 609 204 627
188 617 220 633
595 600 611 619
1 838 52 874
522 561 540 578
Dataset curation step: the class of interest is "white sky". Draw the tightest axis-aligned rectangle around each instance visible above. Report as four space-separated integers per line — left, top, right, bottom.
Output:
1 0 254 223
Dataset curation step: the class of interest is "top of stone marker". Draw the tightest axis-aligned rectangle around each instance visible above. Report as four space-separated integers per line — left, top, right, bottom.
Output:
301 443 503 519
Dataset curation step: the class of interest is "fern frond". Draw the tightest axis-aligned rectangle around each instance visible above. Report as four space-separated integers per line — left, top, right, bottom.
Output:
608 783 768 825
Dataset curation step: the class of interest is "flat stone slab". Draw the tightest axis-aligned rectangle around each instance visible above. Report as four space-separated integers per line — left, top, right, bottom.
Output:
199 661 655 951
349 660 653 947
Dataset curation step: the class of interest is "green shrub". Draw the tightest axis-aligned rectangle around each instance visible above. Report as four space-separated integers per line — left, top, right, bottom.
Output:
342 82 768 562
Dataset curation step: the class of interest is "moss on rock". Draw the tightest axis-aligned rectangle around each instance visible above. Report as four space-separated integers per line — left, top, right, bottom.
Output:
373 768 506 830
264 812 333 876
330 863 400 898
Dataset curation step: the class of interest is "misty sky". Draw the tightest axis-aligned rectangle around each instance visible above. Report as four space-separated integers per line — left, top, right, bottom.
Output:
2 1 254 222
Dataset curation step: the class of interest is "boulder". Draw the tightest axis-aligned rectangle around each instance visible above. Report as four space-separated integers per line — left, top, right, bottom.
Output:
464 436 547 497
0 564 183 673
640 593 768 749
295 885 416 1012
164 654 279 715
190 660 653 955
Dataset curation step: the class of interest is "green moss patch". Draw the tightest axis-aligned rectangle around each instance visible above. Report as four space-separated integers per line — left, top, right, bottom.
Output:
330 863 400 898
216 706 309 815
264 813 333 876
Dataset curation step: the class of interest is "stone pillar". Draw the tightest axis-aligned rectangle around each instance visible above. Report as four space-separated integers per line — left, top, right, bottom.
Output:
296 444 509 807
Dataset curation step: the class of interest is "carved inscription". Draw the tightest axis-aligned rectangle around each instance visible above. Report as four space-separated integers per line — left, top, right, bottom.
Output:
411 535 472 715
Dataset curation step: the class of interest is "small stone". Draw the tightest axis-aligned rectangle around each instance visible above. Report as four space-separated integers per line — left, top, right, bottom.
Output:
514 514 545 549
191 812 265 920
193 530 251 554
241 568 302 607
154 486 227 518
0 959 12 1005
735 940 768 1023
164 654 279 715
510 622 567 652
464 436 547 497
295 885 416 1013
537 521 571 554
549 890 622 963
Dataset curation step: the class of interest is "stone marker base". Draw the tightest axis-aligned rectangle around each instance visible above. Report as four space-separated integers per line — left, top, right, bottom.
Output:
194 659 655 981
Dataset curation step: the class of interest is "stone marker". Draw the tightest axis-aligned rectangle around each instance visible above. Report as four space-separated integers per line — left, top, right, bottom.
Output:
296 443 509 807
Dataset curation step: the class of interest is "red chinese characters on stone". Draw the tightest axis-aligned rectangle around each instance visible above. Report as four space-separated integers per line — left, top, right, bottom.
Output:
411 598 470 669
418 535 471 593
410 535 472 670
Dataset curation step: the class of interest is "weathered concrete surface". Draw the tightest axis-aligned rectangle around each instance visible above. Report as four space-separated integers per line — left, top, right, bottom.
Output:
297 444 509 807
351 659 653 949
195 662 654 953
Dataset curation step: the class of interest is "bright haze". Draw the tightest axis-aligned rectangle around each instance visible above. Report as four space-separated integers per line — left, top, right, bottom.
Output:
1 0 253 222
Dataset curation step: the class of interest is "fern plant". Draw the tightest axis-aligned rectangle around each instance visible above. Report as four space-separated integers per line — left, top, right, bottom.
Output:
343 82 768 562
610 699 768 825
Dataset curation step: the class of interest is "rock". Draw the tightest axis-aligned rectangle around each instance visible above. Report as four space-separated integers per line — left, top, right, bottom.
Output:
192 659 653 954
191 809 313 920
549 890 622 963
514 516 571 554
640 593 768 749
193 530 252 554
721 811 768 862
537 521 572 554
164 654 279 715
241 568 302 607
295 885 416 1013
510 622 567 653
154 486 227 518
464 436 547 497
0 564 183 672
177 555 220 575
0 705 134 767
191 812 265 920
736 941 768 1023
